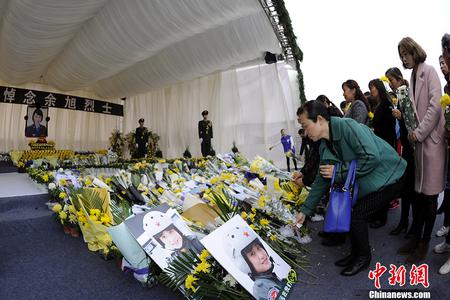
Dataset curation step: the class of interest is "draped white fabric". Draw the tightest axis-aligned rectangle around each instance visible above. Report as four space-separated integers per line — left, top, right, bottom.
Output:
123 62 300 168
0 0 280 99
0 80 121 152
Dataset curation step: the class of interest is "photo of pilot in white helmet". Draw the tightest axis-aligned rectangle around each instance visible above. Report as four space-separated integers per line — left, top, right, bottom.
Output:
225 225 282 300
201 215 294 300
125 205 203 269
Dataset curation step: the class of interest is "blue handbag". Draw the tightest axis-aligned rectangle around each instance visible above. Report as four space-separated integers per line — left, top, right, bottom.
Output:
323 160 359 233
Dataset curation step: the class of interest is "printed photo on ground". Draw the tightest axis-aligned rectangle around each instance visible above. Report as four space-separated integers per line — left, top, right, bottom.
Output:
124 204 204 270
201 215 295 300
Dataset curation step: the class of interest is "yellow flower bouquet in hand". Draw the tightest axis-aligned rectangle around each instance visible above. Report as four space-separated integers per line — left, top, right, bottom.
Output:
440 93 450 131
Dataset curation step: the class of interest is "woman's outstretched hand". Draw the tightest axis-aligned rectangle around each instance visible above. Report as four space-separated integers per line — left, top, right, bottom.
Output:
319 164 334 179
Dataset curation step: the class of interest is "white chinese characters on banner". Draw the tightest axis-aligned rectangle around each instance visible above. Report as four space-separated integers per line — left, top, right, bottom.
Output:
3 87 15 103
84 99 95 112
102 103 112 114
23 90 36 105
44 93 57 107
64 96 76 109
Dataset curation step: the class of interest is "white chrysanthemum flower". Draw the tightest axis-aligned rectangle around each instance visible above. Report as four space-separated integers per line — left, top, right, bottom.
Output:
223 274 237 287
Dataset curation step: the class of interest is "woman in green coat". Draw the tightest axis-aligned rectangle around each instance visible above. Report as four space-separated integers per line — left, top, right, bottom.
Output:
293 100 406 276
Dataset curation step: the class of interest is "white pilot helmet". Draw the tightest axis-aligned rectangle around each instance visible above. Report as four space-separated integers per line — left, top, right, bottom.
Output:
224 224 259 276
142 210 172 237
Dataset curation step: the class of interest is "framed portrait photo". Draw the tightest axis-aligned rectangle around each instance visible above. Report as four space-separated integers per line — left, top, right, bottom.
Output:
25 106 48 138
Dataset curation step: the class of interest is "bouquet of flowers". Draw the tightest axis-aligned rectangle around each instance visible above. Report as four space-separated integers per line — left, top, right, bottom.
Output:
109 129 125 158
397 85 417 133
440 93 450 131
71 188 116 255
250 156 291 180
161 249 252 300
51 202 80 237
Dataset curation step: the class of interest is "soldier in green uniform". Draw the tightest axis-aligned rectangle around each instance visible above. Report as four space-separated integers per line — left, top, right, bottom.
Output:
198 110 213 157
135 118 149 158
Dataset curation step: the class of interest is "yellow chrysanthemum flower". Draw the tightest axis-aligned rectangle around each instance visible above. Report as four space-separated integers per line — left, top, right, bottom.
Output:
251 207 256 214
78 214 87 225
259 218 270 228
59 179 67 186
241 211 248 219
100 214 111 225
380 75 390 83
270 234 277 241
85 178 92 186
59 211 67 220
286 192 294 201
391 97 398 106
185 274 198 292
52 203 62 213
58 192 66 199
209 177 219 185
440 93 450 109
249 224 257 231
274 179 281 191
248 213 256 222
42 174 49 182
258 196 266 208
194 261 211 274
199 249 210 261
90 208 101 217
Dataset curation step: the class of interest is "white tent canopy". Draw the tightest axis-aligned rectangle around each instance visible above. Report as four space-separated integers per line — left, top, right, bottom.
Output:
0 0 281 99
0 0 300 169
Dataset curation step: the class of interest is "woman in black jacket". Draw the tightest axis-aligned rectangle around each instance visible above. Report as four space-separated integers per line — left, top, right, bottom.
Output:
367 79 397 228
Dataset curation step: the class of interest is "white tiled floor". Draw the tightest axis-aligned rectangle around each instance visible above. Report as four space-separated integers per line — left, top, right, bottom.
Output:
0 173 46 197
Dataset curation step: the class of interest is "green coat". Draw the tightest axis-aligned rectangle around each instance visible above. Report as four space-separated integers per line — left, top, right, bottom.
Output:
300 117 406 216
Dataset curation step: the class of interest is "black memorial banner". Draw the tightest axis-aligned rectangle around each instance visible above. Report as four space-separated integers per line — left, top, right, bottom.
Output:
0 85 123 116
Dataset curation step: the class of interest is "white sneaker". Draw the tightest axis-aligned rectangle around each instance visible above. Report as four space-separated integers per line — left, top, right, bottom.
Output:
311 214 324 222
439 258 450 275
436 226 449 237
434 241 450 254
